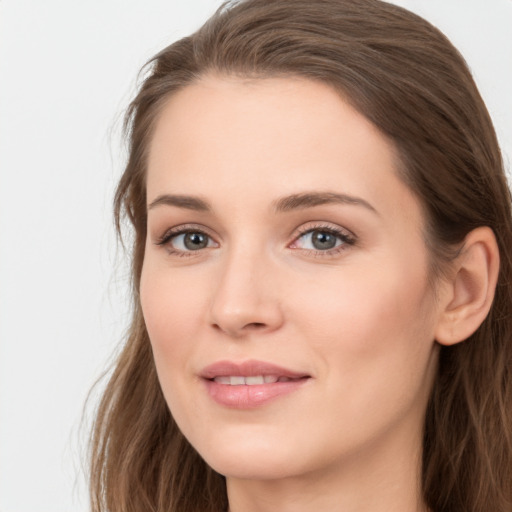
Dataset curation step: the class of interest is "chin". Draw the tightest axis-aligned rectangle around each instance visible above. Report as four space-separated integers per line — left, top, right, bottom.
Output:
206 453 302 481
192 430 309 480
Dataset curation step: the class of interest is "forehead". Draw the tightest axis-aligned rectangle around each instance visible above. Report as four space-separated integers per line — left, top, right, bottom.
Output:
146 75 422 226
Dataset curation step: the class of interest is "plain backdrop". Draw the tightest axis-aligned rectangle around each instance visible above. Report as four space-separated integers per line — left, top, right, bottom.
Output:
0 1 511 511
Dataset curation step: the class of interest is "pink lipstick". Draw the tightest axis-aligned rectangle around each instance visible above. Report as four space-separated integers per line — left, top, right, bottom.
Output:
200 360 311 409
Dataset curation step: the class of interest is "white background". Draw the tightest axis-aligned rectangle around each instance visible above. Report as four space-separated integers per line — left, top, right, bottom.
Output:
0 1 510 511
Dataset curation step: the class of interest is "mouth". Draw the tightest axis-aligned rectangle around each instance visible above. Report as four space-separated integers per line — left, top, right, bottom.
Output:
210 375 306 385
200 360 311 408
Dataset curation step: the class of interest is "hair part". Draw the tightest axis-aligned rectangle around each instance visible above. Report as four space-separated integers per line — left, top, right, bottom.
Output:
90 1 512 511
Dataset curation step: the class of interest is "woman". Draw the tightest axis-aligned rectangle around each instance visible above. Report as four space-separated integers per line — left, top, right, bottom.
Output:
89 1 512 511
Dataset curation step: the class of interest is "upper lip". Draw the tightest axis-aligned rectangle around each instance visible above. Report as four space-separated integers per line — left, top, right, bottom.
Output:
200 359 310 380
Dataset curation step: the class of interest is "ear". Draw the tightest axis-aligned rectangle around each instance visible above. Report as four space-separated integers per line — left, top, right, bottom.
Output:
435 226 500 346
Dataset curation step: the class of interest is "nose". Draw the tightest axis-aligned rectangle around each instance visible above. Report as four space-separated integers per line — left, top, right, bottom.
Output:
208 245 284 338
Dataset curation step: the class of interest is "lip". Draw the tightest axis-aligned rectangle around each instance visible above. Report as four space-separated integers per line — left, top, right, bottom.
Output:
200 359 311 409
200 359 310 380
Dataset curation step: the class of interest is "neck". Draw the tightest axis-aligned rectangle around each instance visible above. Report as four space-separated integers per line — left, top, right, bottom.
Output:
226 423 428 512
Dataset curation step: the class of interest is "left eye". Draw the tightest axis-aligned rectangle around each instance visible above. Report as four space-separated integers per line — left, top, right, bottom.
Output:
293 229 347 251
169 231 215 251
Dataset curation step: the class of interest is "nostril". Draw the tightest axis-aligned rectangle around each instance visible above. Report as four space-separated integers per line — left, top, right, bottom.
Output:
246 322 266 329
210 321 268 337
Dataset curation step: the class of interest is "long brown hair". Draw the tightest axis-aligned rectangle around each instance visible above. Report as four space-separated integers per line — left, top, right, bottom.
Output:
89 1 512 511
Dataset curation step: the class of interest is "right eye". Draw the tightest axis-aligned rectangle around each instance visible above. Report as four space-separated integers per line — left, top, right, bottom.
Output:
156 227 218 255
172 231 212 251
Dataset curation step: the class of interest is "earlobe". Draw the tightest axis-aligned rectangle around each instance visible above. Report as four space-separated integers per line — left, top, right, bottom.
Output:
435 227 500 346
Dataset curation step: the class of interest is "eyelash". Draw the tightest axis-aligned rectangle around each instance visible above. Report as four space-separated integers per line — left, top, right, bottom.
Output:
155 224 216 258
292 223 356 256
155 222 356 258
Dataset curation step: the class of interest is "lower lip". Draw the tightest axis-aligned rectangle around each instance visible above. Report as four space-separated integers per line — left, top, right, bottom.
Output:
204 378 310 409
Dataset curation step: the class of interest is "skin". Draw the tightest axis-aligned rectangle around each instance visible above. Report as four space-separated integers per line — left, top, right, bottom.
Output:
140 76 446 512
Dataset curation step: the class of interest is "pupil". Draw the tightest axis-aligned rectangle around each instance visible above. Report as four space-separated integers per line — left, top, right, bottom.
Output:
312 231 336 250
184 232 207 250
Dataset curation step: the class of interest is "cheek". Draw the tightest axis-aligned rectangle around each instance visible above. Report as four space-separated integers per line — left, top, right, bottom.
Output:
139 262 208 435
290 252 437 390
297 267 431 338
288 263 437 453
140 262 204 371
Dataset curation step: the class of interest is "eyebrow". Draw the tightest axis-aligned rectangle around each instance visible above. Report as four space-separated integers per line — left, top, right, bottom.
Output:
148 194 211 212
272 191 378 215
147 191 377 215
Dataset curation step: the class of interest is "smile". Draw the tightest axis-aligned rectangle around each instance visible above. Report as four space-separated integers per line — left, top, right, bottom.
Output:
212 375 301 385
201 360 311 408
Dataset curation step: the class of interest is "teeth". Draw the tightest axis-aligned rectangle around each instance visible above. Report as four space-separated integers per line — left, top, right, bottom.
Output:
214 376 232 385
213 375 281 385
245 376 264 385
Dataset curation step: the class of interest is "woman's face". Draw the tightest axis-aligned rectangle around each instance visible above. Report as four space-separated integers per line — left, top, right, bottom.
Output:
141 76 443 481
